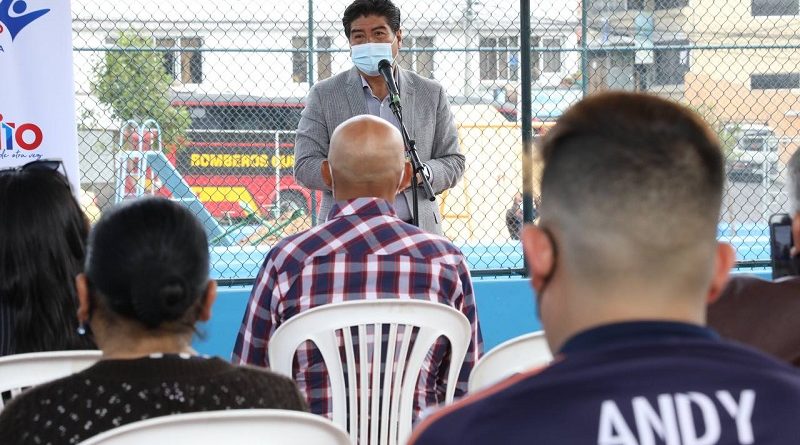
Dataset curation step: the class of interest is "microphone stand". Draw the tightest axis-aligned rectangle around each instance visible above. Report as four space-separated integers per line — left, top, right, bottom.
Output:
387 97 435 228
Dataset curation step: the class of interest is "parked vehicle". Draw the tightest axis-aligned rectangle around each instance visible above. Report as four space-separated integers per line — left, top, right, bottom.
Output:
494 86 581 135
169 93 318 220
725 123 781 183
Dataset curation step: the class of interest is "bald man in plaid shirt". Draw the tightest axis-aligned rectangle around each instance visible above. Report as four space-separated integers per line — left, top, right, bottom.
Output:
232 115 482 420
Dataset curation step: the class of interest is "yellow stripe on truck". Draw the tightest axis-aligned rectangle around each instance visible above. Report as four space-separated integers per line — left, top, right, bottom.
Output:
191 186 262 216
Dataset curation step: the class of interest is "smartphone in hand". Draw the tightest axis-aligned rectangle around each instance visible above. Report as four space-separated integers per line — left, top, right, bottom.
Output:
769 213 794 280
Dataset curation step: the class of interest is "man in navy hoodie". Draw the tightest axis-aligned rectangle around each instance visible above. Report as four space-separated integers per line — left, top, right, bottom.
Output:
410 92 800 445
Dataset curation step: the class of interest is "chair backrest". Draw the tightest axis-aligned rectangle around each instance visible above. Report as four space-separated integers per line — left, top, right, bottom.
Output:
468 331 552 392
78 409 351 445
0 350 102 410
268 300 472 445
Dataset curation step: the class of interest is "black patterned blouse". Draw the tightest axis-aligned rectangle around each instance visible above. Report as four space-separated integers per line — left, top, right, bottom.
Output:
0 353 307 444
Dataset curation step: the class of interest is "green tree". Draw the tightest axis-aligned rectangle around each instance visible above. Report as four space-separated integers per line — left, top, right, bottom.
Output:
691 103 738 157
93 32 190 150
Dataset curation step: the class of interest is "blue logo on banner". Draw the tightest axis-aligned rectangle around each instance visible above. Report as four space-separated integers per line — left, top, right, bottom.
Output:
0 0 50 41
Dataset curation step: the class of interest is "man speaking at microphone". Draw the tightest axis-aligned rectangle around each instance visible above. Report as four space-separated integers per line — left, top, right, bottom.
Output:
294 0 465 235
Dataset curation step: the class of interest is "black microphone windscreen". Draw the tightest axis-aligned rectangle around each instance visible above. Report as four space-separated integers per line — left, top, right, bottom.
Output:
378 59 392 70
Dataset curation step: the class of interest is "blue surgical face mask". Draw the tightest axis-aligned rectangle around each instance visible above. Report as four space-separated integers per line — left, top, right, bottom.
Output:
351 40 395 76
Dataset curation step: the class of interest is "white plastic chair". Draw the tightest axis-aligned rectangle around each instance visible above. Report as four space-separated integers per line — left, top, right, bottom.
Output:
78 409 351 445
0 350 102 410
268 300 472 445
468 330 552 392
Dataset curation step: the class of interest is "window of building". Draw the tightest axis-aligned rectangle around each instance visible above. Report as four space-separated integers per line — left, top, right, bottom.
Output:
508 38 520 82
317 37 332 80
398 36 436 78
180 38 203 84
156 38 177 79
416 36 435 78
291 36 307 83
156 37 203 84
542 39 562 73
653 0 688 10
752 0 799 16
587 0 627 13
497 37 511 80
653 39 689 86
588 50 635 92
751 73 800 90
291 36 338 83
479 35 528 82
397 38 414 70
479 37 499 81
530 36 541 82
627 0 645 10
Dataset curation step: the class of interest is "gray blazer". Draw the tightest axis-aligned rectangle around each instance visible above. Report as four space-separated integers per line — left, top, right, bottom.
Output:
294 67 465 235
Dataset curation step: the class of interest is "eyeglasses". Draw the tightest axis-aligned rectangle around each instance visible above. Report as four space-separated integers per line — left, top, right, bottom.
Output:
0 159 71 186
0 158 66 175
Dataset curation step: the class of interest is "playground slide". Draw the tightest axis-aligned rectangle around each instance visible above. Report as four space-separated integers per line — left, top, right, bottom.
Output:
144 151 233 245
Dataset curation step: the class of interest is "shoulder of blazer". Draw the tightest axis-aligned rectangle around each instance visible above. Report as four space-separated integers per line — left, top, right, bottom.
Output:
308 68 356 97
399 68 444 96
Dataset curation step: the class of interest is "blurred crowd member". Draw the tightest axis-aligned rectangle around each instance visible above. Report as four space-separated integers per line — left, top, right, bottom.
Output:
506 192 523 240
0 160 95 356
234 115 482 420
0 197 306 444
708 148 800 366
411 92 800 444
506 192 538 240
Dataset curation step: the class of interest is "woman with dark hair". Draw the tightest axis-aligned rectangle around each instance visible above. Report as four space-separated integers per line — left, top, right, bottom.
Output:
0 160 95 355
0 197 307 444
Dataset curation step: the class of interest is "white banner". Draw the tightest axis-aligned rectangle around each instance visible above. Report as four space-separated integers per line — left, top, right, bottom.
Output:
0 0 80 190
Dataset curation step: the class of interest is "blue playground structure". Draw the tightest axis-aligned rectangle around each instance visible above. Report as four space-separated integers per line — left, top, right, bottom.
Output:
115 119 307 249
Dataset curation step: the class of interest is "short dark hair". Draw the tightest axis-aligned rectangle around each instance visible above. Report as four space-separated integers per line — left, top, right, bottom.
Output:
538 92 725 284
0 169 94 354
342 0 401 39
85 197 210 330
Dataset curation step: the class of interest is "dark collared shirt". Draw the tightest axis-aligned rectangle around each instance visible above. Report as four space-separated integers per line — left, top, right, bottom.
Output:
559 320 719 354
411 320 800 445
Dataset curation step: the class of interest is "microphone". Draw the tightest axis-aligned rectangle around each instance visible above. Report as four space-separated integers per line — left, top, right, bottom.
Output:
378 59 401 109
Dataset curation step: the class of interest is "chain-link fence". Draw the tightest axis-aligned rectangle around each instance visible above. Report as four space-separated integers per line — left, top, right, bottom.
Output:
72 0 800 281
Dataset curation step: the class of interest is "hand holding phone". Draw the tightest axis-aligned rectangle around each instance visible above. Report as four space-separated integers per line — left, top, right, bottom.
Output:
769 214 794 279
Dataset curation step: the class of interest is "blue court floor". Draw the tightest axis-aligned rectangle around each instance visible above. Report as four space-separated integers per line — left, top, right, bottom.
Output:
193 269 771 359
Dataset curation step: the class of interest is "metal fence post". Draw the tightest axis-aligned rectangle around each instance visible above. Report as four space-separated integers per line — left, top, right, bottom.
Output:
307 0 318 225
521 0 534 235
580 0 588 97
463 0 477 97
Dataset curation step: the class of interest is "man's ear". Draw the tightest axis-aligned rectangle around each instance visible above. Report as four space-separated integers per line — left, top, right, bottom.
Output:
707 242 736 304
199 281 218 322
75 273 91 324
398 161 413 192
396 29 403 49
322 160 333 190
792 212 800 253
520 225 555 293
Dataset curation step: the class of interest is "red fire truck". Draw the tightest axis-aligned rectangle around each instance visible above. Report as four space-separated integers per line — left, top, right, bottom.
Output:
168 93 318 220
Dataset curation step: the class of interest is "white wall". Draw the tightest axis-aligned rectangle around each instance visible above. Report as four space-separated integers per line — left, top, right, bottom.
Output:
72 0 580 116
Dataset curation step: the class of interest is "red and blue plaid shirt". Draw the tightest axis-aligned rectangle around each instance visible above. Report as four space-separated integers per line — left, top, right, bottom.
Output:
232 198 483 419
